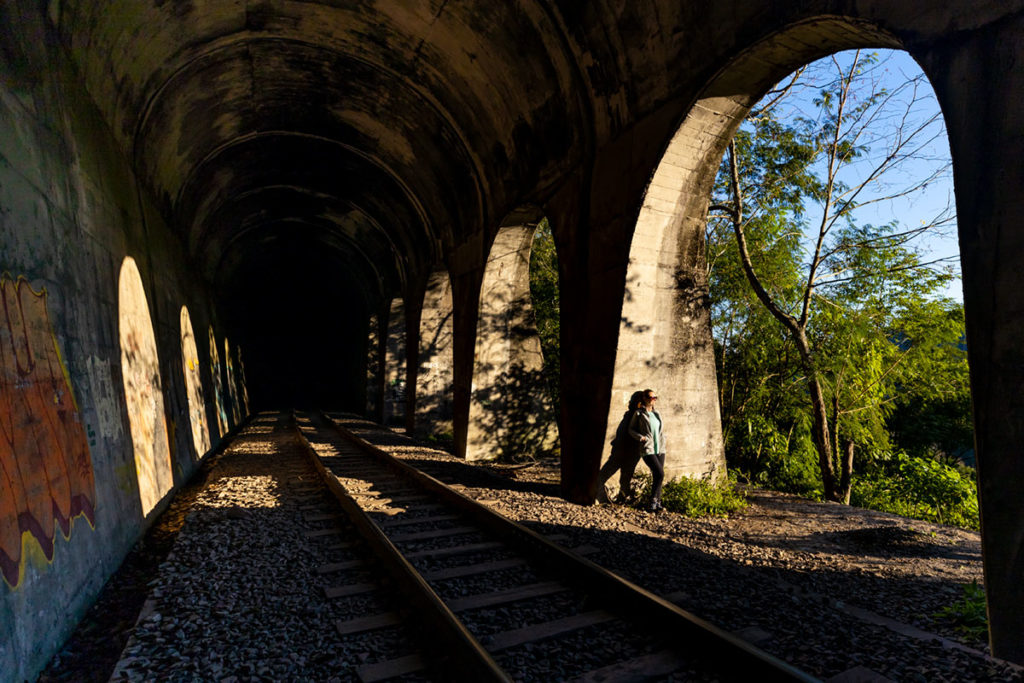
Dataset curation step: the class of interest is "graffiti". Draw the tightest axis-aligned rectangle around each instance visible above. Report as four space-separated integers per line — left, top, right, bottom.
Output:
118 257 172 516
208 326 229 437
224 338 242 426
0 275 95 588
179 307 210 459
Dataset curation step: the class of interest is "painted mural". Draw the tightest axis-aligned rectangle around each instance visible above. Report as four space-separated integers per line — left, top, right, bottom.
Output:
179 306 210 460
208 326 229 436
224 338 242 426
0 275 96 588
118 257 172 516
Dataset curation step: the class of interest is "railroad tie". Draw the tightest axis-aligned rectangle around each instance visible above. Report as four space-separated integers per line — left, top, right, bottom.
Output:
448 581 566 611
356 653 426 683
570 649 688 682
335 612 402 636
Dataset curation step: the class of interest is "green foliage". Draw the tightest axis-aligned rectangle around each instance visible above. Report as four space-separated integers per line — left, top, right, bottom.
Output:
851 452 979 529
635 473 749 517
728 416 823 499
709 49 972 512
934 581 988 642
529 217 560 413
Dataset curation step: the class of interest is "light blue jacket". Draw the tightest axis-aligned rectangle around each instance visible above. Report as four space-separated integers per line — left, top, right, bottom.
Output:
629 408 665 455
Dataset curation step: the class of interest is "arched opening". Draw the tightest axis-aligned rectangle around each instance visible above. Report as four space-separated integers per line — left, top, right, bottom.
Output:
118 256 173 516
366 312 383 420
179 306 211 460
224 338 242 426
416 270 454 442
606 19 907 490
467 208 558 462
234 344 251 418
706 49 966 508
383 298 407 426
207 325 229 438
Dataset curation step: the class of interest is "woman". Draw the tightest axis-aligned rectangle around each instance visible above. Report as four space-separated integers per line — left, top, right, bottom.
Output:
629 389 666 512
597 391 646 503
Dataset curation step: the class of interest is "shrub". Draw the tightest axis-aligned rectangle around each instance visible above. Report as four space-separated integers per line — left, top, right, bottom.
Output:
934 581 987 642
636 472 748 517
851 452 979 530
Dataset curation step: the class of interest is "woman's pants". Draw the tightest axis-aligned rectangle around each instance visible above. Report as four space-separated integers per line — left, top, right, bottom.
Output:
643 452 666 502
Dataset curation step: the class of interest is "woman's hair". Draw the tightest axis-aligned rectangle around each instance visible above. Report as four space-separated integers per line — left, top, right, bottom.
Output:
628 390 645 411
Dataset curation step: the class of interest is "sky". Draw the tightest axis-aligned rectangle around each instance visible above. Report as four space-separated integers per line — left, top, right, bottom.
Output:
752 48 963 302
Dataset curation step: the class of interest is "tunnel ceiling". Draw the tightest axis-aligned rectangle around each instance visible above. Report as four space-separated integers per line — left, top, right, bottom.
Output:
53 0 589 303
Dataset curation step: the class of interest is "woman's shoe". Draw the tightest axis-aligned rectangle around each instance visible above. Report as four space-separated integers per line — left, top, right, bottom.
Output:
647 499 662 512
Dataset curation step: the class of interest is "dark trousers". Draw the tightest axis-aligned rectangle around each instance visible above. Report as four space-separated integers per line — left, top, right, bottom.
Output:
644 452 666 502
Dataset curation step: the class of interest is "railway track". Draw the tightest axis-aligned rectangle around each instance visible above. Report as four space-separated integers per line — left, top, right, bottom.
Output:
294 411 819 682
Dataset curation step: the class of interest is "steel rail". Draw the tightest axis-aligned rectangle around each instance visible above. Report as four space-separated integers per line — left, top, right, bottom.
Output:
291 413 512 683
322 412 820 683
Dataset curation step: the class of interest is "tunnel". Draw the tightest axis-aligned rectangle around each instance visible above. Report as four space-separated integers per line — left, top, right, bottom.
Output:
3 1 1024 679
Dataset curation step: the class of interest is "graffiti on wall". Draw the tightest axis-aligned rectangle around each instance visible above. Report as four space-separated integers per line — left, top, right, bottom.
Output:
179 306 210 459
118 257 172 516
208 326 229 437
0 275 96 588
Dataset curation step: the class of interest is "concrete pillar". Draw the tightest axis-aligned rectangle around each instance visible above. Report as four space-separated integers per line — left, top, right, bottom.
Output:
383 298 407 426
918 16 1024 664
467 221 557 461
601 121 727 492
416 270 455 438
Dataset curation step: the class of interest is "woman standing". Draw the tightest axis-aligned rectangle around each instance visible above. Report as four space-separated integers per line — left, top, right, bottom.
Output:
629 389 666 512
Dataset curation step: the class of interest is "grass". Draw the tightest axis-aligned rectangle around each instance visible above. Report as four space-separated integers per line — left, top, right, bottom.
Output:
934 581 988 642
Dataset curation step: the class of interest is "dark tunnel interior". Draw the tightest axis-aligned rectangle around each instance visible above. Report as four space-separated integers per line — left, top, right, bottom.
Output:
219 237 371 412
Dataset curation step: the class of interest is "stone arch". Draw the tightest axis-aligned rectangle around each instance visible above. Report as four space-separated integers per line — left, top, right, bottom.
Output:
605 18 907 488
467 207 558 462
118 256 173 516
416 269 455 438
383 298 407 426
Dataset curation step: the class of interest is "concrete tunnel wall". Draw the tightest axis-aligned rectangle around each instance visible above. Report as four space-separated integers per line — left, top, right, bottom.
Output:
4 0 1024 676
0 6 250 681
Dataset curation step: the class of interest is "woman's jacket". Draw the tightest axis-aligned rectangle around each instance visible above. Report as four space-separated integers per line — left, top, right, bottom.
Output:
629 409 665 455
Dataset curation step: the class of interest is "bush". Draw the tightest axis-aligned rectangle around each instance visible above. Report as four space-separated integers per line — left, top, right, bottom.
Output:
726 418 823 500
934 581 987 642
636 472 748 517
851 452 979 530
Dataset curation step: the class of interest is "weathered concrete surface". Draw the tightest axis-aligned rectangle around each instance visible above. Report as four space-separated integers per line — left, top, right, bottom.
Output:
2 0 1024 674
0 4 245 681
416 270 455 439
467 216 558 461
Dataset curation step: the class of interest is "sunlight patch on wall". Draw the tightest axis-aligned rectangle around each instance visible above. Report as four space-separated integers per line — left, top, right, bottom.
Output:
208 326 229 437
118 257 172 516
179 306 210 459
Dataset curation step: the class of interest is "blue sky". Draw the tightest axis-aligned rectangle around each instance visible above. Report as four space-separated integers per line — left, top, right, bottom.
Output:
757 48 962 301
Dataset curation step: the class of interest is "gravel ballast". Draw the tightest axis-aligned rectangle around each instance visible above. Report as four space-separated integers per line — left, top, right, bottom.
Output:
40 412 1023 682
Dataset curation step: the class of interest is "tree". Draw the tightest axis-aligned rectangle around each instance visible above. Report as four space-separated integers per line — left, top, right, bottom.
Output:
529 217 561 414
708 50 959 503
